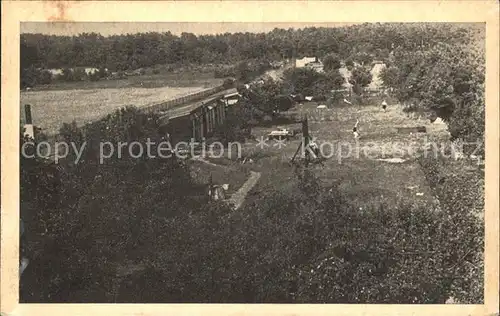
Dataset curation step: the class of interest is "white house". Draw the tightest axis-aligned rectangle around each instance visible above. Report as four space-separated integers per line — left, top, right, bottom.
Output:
295 57 318 68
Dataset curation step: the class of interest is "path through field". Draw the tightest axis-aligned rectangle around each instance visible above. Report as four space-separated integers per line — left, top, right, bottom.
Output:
367 63 386 90
228 171 262 210
191 156 261 210
263 63 293 82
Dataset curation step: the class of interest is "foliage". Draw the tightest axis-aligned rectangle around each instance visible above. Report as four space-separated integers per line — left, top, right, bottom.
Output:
21 132 484 303
20 67 53 88
20 106 225 302
381 40 485 145
349 66 372 94
283 68 344 100
20 23 483 87
379 66 399 88
21 24 481 70
19 22 485 304
241 78 285 114
213 108 251 145
354 52 374 66
322 53 341 72
345 58 354 70
417 156 484 303
222 78 236 89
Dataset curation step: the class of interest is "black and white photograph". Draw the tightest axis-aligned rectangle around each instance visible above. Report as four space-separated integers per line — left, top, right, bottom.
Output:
2 1 499 313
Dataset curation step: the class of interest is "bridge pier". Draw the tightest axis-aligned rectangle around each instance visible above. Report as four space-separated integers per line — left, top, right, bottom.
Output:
190 97 229 142
164 91 240 144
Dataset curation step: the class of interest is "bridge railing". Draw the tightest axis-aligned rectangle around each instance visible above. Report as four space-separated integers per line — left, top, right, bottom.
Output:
144 84 227 114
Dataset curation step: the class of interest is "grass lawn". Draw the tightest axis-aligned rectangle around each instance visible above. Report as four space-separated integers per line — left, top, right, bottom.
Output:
29 71 223 91
20 85 212 135
232 101 452 210
20 70 225 135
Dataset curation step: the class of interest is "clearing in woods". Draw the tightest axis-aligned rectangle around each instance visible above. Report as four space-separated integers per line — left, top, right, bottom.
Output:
210 101 452 212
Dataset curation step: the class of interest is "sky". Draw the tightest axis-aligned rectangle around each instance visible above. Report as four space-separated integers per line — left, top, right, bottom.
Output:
20 22 359 36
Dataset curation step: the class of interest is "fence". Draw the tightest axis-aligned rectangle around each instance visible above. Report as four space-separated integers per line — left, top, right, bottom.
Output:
144 84 227 114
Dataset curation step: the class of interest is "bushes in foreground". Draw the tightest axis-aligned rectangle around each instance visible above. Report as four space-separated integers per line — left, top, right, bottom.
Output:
417 156 484 303
109 165 484 303
20 106 483 303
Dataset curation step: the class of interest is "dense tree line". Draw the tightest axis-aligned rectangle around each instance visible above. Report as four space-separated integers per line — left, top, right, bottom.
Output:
21 23 481 73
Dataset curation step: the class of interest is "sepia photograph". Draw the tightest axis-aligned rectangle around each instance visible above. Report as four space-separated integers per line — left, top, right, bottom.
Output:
17 20 487 304
2 1 499 316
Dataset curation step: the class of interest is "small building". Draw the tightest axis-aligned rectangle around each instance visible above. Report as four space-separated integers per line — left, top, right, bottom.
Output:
223 92 241 105
295 57 318 68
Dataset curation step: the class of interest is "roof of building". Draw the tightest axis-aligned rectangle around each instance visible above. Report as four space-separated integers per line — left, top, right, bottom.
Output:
224 92 241 99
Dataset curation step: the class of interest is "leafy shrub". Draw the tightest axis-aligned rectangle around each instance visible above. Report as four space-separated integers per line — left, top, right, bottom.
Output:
283 68 344 99
37 70 53 85
381 41 484 146
417 156 484 303
223 78 235 89
349 66 372 94
322 53 342 72
20 106 223 302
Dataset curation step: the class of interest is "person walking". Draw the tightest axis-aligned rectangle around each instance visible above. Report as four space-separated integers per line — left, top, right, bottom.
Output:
382 99 388 111
353 119 360 139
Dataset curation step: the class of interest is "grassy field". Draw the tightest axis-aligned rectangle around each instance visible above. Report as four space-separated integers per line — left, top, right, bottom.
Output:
20 85 212 135
28 71 223 92
210 101 454 211
20 69 225 135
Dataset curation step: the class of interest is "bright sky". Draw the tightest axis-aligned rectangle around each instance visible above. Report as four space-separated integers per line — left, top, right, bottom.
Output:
21 22 359 36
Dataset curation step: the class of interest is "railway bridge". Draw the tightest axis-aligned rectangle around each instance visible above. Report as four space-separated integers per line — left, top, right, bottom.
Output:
156 88 241 143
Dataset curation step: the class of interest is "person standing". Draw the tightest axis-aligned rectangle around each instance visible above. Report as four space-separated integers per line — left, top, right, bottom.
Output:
353 119 360 139
308 137 320 158
382 100 388 111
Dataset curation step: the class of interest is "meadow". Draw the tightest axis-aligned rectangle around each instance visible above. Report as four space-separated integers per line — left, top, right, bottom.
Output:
28 71 223 91
20 84 214 135
209 100 480 215
199 100 483 303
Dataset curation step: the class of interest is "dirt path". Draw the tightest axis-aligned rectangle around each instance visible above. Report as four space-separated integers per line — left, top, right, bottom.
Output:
190 156 219 167
228 171 261 210
263 63 293 82
190 156 262 209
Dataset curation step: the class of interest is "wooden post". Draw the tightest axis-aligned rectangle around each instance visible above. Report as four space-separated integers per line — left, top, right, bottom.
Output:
208 173 213 201
191 115 196 141
23 104 35 140
201 105 206 139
